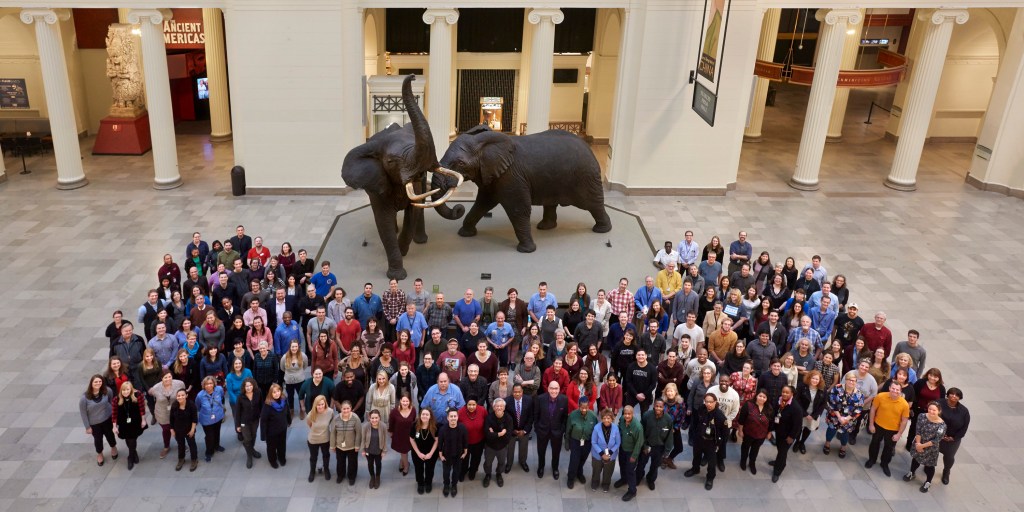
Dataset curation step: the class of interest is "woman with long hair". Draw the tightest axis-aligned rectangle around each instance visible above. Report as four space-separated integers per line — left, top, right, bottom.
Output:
172 348 201 401
225 358 254 409
341 343 370 387
830 274 850 313
330 400 363 484
391 362 418 406
903 401 946 492
867 348 890 385
80 375 117 466
842 337 870 375
591 289 613 341
562 300 587 341
566 367 597 413
569 282 591 315
307 395 336 482
311 330 339 381
260 383 290 468
823 373 865 459
247 317 272 359
149 369 185 459
909 368 945 452
277 242 296 275
762 274 791 312
199 344 229 390
782 301 805 330
199 310 225 353
366 370 396 427
280 340 308 420
166 290 187 329
138 349 163 423
359 318 385 358
722 341 752 376
112 381 147 470
702 236 724 264
389 394 417 477
170 388 199 471
647 299 670 336
409 407 439 494
735 388 772 474
716 276 734 307
751 298 774 334
196 376 226 462
780 353 799 388
660 382 686 469
225 315 249 351
363 409 389 489
752 251 772 292
598 373 623 417
233 377 263 468
697 288 718 328
794 370 828 454
103 356 129 395
393 330 417 368
781 257 799 291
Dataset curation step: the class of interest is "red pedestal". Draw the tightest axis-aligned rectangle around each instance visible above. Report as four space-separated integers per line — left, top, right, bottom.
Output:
92 113 152 155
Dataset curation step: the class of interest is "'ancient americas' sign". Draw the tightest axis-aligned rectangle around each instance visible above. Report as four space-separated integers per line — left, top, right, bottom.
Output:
163 9 205 50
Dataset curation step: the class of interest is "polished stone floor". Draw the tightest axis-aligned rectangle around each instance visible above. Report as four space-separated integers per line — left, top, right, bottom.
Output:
0 92 1022 512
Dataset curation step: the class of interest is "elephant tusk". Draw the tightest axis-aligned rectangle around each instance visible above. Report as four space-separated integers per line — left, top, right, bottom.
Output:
411 186 457 209
410 167 463 208
405 182 440 201
433 166 465 188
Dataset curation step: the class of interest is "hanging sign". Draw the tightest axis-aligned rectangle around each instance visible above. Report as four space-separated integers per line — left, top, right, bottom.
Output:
695 0 732 90
0 78 29 109
692 81 717 127
163 9 205 50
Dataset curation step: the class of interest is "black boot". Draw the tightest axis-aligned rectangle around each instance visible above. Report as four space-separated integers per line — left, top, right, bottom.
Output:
324 465 331 481
308 462 316 482
246 453 253 469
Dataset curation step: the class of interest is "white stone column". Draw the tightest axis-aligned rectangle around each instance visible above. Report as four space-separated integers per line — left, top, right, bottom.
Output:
340 4 365 162
885 10 968 191
129 9 182 190
790 9 862 191
826 10 864 141
608 4 645 186
0 140 6 184
744 8 780 142
20 9 87 190
422 9 458 155
525 8 564 135
204 8 232 142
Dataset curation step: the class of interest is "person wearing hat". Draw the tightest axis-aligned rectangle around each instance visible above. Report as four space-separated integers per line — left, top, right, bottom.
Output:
564 395 599 489
832 303 864 349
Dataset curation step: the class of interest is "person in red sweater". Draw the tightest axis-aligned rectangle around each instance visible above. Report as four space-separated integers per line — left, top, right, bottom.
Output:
565 367 597 412
458 399 487 482
542 358 571 396
858 311 893 357
335 309 361 356
599 373 623 417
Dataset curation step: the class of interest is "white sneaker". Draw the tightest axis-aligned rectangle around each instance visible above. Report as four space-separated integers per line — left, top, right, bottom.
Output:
920 482 931 493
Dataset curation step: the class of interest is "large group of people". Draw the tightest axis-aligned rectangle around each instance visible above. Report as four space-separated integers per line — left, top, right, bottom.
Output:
82 226 970 499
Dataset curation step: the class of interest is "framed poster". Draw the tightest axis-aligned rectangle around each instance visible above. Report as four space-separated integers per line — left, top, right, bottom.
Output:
692 81 717 127
695 0 732 93
0 78 29 109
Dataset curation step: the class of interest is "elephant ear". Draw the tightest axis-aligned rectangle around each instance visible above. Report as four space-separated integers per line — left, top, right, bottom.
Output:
341 143 391 196
473 130 516 187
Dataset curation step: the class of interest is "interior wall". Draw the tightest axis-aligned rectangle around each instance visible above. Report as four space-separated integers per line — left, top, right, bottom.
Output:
0 14 48 121
587 8 621 142
79 48 110 133
549 54 587 122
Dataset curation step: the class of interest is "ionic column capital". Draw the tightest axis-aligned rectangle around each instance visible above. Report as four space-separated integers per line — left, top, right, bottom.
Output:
924 9 969 26
127 9 174 25
20 8 69 25
422 8 459 25
528 8 564 25
815 9 862 26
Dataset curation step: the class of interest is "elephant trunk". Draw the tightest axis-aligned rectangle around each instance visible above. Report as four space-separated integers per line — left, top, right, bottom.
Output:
430 171 465 220
403 74 437 172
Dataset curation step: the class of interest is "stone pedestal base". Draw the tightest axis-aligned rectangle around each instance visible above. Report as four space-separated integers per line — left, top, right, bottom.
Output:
92 113 152 155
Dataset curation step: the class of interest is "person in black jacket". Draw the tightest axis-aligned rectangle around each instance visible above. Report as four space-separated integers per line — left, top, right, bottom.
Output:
624 350 657 414
261 383 290 468
534 381 569 480
939 387 969 485
438 408 468 497
459 365 489 408
169 389 199 471
506 385 534 473
233 378 263 468
757 359 787 411
482 398 514 487
769 385 804 482
794 370 828 454
684 392 728 490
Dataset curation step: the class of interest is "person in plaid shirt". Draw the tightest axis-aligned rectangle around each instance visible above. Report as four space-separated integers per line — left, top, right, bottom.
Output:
424 293 453 338
382 278 407 342
607 278 635 324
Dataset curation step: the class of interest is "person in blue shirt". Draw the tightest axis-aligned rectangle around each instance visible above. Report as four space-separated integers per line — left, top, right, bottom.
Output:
185 232 210 264
453 289 482 345
396 302 429 348
485 311 516 367
727 231 752 276
195 377 226 462
527 282 557 324
351 283 383 328
274 311 301 355
807 296 838 341
634 276 662 319
807 282 840 314
698 253 723 289
421 373 466 420
309 261 337 299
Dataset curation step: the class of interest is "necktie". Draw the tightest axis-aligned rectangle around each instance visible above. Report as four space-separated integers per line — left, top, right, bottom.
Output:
516 400 521 423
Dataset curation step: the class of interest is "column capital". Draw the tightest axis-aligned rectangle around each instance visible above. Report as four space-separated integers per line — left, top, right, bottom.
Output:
528 8 564 25
127 9 174 25
923 9 969 26
19 8 70 25
422 8 458 25
815 9 862 26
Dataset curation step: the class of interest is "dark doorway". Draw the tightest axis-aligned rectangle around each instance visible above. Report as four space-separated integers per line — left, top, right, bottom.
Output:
456 70 517 133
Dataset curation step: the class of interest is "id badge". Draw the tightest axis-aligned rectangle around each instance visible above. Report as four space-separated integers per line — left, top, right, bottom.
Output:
705 425 711 436
127 416 132 424
774 413 780 424
341 442 346 448
211 414 216 421
580 438 585 447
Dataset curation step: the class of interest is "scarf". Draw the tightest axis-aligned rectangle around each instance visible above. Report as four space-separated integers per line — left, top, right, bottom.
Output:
185 342 201 358
270 398 287 412
205 322 219 333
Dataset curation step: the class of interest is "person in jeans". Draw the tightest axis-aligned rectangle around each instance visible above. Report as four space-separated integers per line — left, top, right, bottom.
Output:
438 408 468 497
482 398 514 488
362 410 388 489
169 389 199 471
329 401 362 485
590 408 621 492
409 408 439 494
195 377 226 463
613 405 644 501
564 396 599 489
306 395 335 482
865 382 910 477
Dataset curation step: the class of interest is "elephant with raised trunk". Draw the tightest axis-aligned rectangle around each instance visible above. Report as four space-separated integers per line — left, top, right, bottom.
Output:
340 75 465 280
435 125 611 253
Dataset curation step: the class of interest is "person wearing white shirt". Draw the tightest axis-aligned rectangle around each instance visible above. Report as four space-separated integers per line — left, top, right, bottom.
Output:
707 374 740 471
653 241 680 270
672 312 705 351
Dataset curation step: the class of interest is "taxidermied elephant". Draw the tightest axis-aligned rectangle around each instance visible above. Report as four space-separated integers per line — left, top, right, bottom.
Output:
340 75 465 280
436 125 611 253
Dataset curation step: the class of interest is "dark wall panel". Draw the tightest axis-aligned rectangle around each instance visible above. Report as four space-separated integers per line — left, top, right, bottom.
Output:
386 8 430 54
456 69 516 133
554 8 596 54
457 9 525 53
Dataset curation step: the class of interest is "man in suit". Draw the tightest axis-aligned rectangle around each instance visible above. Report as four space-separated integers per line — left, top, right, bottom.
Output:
265 287 295 335
534 380 569 480
505 384 534 473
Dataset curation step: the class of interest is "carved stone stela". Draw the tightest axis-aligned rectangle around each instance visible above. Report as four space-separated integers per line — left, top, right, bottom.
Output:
106 24 146 118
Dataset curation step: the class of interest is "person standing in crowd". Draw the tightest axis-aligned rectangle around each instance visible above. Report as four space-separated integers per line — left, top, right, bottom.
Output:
892 329 927 375
660 383 686 470
769 385 803 483
685 393 725 490
625 349 657 414
848 360 878 445
409 407 439 493
865 382 910 477
80 375 117 466
306 395 335 482
736 389 772 474
362 409 388 489
482 397 514 488
458 398 486 482
590 407 621 492
382 279 408 341
149 370 185 459
708 375 739 471
389 394 416 476
859 311 893 357
506 384 534 473
794 370 828 454
279 340 307 421
195 377 225 463
824 373 865 459
939 387 969 485
111 323 146 390
330 401 363 485
903 401 946 492
261 383 289 468
534 381 569 480
233 377 262 468
299 368 335 420
636 398 673 491
439 408 468 497
613 405 644 501
564 396 599 489
112 381 147 470
168 387 199 472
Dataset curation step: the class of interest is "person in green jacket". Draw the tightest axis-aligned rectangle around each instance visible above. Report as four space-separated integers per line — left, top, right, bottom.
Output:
613 405 645 501
636 398 674 490
564 396 599 489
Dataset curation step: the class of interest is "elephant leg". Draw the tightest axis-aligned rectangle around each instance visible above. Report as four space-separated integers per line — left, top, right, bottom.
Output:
458 193 499 238
398 206 415 256
412 207 428 244
368 194 407 280
537 205 558 230
502 200 536 253
590 206 612 233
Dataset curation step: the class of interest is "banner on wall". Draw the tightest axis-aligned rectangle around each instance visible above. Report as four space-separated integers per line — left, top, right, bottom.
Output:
163 8 206 50
0 79 29 109
696 0 732 89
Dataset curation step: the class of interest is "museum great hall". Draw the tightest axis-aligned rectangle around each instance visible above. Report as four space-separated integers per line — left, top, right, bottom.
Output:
0 0 1022 197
